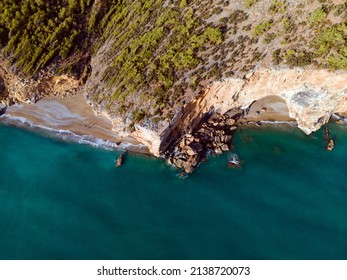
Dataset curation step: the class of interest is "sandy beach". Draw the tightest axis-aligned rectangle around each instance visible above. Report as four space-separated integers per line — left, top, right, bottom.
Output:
1 93 150 154
239 95 295 123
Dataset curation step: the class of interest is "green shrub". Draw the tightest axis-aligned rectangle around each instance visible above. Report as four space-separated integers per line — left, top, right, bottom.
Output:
315 23 346 53
313 22 347 69
328 49 347 69
245 0 258 8
283 49 313 67
309 7 327 27
0 0 95 75
253 20 273 36
263 32 276 44
269 0 288 14
272 49 282 64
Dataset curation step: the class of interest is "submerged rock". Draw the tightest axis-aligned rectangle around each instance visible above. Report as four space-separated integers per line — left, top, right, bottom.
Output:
324 127 330 141
326 139 335 151
115 154 124 167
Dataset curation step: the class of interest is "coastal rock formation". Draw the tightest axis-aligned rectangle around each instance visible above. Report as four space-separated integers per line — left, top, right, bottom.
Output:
326 139 335 151
167 110 242 173
202 69 347 135
128 68 347 156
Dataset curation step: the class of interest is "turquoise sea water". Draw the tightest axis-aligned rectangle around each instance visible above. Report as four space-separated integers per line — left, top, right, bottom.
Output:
1 122 347 260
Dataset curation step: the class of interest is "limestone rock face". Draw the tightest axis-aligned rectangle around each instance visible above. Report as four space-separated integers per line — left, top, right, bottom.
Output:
203 68 347 135
126 68 347 156
130 125 164 156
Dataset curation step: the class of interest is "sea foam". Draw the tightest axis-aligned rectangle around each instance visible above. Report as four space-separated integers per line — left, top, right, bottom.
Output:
0 114 117 150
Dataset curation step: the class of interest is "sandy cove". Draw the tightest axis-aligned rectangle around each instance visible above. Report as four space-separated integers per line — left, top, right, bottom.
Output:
1 93 150 154
240 95 295 123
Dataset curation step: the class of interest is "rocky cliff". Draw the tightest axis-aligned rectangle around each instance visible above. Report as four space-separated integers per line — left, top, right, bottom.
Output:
130 68 347 156
202 68 347 134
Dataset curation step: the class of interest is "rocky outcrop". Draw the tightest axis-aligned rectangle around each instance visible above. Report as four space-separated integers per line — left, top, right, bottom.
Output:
127 68 347 156
326 139 335 151
201 68 347 135
0 58 81 105
167 110 242 173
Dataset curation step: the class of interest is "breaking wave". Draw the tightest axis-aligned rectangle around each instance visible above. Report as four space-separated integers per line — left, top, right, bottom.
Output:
0 114 117 150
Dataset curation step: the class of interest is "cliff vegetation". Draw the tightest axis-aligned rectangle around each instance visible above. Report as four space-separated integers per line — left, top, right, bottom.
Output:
1 0 347 129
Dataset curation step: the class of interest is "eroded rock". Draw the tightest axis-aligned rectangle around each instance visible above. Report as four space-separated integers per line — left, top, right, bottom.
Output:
167 109 243 173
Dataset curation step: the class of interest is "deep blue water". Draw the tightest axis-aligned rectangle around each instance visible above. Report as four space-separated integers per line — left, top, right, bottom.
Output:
1 123 347 260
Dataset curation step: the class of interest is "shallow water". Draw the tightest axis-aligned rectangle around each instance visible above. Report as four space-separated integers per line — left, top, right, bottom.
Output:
0 123 347 259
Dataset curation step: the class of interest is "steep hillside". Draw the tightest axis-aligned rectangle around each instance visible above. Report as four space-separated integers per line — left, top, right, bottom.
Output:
86 0 347 132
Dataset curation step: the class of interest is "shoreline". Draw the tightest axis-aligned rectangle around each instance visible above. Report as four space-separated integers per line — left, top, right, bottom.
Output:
0 93 150 154
2 93 343 159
